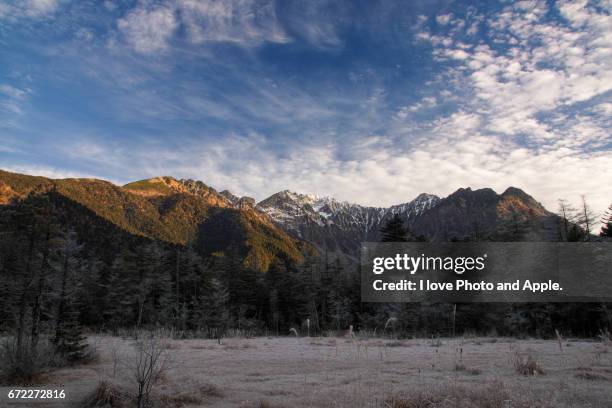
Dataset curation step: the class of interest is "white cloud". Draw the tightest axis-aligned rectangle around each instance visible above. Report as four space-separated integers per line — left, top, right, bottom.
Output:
398 0 612 218
46 128 611 227
0 0 59 20
279 0 346 48
396 96 438 119
592 102 612 115
0 164 101 180
116 0 289 53
420 0 612 148
3 0 610 224
0 84 31 128
0 85 28 100
118 4 178 54
178 0 289 45
444 49 470 60
436 14 452 25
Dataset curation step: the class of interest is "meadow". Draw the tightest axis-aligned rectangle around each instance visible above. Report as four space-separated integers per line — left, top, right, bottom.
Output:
2 333 612 407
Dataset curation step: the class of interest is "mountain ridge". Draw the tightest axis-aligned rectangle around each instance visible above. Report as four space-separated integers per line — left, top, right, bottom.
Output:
1 169 563 262
0 170 305 271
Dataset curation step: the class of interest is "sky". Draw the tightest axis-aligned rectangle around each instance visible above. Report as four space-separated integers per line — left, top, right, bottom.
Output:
0 0 611 219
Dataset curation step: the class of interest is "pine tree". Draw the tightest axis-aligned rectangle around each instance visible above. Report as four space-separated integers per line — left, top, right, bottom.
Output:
599 203 612 238
380 214 409 242
54 300 88 362
30 199 62 351
133 244 158 328
498 212 529 241
107 246 140 328
147 251 174 327
567 224 586 242
201 278 229 338
54 229 83 355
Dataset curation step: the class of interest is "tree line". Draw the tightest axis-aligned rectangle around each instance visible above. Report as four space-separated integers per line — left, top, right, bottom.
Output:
0 192 611 356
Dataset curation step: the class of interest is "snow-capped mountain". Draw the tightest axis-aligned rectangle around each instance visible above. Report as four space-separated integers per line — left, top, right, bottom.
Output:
256 190 440 255
124 175 563 256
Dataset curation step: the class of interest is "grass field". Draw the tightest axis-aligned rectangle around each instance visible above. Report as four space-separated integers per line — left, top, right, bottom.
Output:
1 335 612 407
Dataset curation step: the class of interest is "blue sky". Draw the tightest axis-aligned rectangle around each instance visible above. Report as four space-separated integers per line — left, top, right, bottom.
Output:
0 0 610 216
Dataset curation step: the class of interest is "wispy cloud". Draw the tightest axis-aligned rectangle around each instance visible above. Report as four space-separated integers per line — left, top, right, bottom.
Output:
280 0 347 48
0 84 31 128
115 0 289 54
179 0 289 46
0 0 610 220
117 4 178 54
0 0 60 20
420 0 612 144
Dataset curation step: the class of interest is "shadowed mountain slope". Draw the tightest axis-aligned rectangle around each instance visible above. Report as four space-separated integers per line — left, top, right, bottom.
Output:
0 170 304 271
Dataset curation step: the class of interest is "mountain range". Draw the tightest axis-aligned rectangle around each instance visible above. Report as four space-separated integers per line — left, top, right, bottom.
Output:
0 169 562 269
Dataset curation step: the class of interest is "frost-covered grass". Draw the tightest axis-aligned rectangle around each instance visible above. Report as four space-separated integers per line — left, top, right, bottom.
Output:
1 335 611 407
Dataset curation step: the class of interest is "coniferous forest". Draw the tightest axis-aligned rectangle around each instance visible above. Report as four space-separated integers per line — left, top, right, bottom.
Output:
1 181 610 348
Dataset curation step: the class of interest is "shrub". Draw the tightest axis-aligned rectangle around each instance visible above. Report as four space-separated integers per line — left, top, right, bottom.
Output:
131 336 169 408
0 337 63 385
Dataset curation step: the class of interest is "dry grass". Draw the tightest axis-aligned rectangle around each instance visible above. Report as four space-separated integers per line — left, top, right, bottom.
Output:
223 341 255 350
161 341 182 350
386 382 551 408
513 353 545 376
83 380 223 408
574 368 609 381
81 380 131 408
255 400 289 408
158 382 223 406
386 340 409 347
6 335 609 407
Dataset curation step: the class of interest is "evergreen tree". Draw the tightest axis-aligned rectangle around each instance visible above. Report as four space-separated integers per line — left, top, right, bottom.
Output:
498 212 529 241
53 229 84 357
326 259 352 331
599 203 612 238
107 246 140 328
567 224 586 242
54 300 88 362
214 249 260 331
200 278 229 337
380 214 409 242
147 251 174 327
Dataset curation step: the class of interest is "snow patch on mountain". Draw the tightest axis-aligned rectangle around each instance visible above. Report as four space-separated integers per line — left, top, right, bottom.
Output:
256 190 441 243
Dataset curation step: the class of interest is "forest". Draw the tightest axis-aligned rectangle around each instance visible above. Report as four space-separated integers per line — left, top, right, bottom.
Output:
1 191 611 353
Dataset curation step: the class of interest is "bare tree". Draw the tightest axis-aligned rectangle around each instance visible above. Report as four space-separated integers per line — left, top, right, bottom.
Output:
131 335 169 408
31 224 52 351
578 195 598 241
557 199 578 241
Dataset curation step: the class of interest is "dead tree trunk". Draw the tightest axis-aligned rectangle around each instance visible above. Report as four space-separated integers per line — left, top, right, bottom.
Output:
30 225 50 351
17 226 37 348
54 254 69 344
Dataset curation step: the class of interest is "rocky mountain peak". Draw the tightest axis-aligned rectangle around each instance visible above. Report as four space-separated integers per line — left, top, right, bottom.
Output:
220 190 240 205
498 186 549 217
256 189 441 255
237 196 256 209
